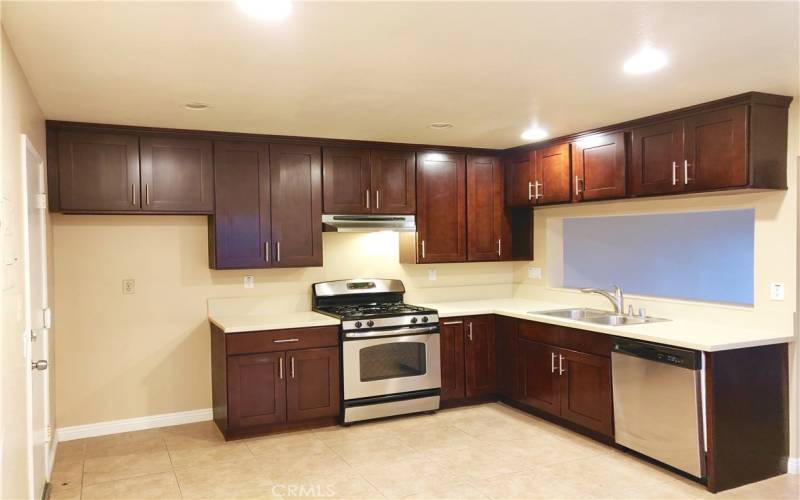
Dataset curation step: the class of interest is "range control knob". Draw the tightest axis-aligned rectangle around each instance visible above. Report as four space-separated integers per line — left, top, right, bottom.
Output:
421 316 429 323
366 320 374 327
410 317 418 324
354 321 363 329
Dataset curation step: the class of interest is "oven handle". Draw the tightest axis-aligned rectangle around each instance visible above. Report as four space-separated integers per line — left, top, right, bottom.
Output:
344 325 438 339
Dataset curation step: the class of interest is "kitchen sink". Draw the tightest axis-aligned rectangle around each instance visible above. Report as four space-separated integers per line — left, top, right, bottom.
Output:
531 308 668 327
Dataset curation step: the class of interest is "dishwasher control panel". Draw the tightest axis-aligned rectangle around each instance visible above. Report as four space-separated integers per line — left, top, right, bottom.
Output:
612 338 701 370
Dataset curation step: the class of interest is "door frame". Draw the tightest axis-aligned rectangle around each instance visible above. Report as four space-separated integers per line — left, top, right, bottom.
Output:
21 134 52 499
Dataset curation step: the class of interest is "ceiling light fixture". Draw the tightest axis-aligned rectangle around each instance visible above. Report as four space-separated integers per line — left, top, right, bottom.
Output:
428 122 454 130
521 126 548 141
623 47 668 74
237 0 293 23
183 102 210 111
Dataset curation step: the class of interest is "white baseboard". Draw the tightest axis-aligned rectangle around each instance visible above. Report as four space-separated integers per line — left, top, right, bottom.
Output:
56 408 213 442
788 457 799 474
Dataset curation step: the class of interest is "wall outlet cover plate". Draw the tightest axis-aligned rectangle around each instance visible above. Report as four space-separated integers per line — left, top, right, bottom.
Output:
769 282 784 301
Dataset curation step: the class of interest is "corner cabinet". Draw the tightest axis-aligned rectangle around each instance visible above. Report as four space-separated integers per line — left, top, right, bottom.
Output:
210 142 322 269
439 315 497 404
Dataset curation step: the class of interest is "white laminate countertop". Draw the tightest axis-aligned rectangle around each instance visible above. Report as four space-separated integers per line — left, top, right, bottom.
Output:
416 298 795 352
209 311 339 334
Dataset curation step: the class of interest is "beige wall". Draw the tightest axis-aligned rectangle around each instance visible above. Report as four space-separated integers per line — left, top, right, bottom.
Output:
1 27 48 500
51 222 513 427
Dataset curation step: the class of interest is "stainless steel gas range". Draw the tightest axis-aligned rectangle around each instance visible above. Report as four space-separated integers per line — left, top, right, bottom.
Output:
312 278 441 424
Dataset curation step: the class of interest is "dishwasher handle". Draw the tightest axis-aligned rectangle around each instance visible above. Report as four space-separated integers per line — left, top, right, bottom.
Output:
612 338 701 370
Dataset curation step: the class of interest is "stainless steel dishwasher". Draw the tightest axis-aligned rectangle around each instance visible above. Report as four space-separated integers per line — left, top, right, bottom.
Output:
611 337 706 478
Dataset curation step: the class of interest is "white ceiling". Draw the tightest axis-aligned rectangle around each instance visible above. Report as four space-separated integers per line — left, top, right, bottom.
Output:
2 1 798 149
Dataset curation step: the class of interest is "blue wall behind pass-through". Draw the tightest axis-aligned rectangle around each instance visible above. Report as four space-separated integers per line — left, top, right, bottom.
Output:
562 209 755 305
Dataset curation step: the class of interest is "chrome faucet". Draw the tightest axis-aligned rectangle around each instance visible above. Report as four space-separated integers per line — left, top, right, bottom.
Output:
580 285 624 314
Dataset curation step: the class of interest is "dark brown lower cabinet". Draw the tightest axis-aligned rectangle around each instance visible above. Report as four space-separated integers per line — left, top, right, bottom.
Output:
439 319 466 402
211 324 340 439
495 315 518 399
557 348 613 436
517 338 561 415
464 315 496 397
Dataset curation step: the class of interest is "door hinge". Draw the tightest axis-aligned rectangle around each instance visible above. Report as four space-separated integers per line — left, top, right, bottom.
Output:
46 425 53 444
35 193 47 210
42 308 52 329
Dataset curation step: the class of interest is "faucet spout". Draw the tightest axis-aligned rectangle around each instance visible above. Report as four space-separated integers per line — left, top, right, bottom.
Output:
580 285 624 314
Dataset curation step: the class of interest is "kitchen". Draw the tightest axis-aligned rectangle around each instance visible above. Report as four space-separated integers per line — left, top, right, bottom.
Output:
1 1 798 500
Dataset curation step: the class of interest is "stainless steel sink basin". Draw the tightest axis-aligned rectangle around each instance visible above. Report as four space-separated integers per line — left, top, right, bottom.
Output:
531 308 668 327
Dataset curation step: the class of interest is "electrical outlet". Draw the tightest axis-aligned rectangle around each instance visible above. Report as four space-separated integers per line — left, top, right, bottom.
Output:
528 267 542 279
122 279 135 295
244 275 255 289
428 269 437 281
770 282 785 301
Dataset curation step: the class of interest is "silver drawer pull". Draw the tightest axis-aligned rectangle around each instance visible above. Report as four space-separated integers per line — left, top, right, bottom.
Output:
442 321 463 325
273 338 300 343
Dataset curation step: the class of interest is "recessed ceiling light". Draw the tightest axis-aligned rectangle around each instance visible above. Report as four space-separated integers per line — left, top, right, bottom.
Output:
623 47 668 74
237 0 293 23
183 102 210 111
521 126 548 141
428 122 454 130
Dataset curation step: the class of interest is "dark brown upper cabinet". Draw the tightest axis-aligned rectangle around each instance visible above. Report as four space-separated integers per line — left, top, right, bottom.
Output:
322 148 416 215
683 105 747 191
504 150 533 208
572 131 626 202
57 130 140 212
630 120 684 196
467 156 504 261
140 136 214 212
322 147 371 214
404 151 466 263
269 144 323 268
210 142 322 269
534 143 572 205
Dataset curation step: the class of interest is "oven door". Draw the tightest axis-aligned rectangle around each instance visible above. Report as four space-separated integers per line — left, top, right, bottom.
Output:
342 331 441 401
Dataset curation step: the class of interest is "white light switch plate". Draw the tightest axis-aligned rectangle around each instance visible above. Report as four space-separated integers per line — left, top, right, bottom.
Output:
428 269 437 281
770 282 784 301
122 279 135 295
244 275 255 289
528 267 542 279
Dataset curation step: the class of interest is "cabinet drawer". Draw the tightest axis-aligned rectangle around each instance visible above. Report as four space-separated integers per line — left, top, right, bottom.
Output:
518 320 611 357
227 326 339 355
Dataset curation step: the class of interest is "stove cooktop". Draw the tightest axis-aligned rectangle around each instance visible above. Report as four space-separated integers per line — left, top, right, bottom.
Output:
315 301 435 320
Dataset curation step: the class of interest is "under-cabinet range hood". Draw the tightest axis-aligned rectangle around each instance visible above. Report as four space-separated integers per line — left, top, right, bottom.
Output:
322 214 415 232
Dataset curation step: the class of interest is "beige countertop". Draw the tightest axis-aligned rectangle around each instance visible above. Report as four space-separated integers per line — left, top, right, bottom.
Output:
416 298 796 352
209 311 339 334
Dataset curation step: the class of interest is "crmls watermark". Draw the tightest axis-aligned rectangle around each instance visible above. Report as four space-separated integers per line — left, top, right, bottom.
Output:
271 484 336 497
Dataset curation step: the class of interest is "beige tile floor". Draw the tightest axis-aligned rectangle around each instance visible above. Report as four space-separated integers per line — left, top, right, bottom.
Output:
50 403 798 500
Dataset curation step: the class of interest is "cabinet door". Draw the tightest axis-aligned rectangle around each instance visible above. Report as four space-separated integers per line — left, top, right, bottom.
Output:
211 141 271 269
270 144 323 267
416 151 466 263
517 339 560 416
286 347 340 421
465 315 496 397
557 348 613 436
439 319 466 402
572 132 626 202
505 150 533 208
495 315 518 399
630 120 684 196
140 136 213 213
534 143 571 205
684 105 748 192
57 131 140 211
227 352 286 428
322 147 371 214
371 150 416 214
466 156 502 261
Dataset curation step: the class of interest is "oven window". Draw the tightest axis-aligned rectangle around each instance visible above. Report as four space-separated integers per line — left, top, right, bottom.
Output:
359 342 427 382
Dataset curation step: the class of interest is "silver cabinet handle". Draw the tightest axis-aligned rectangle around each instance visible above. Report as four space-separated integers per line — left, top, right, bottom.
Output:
279 357 284 379
575 176 582 195
550 353 556 373
345 325 437 338
528 181 533 200
276 241 281 263
672 161 677 186
535 181 542 199
421 240 426 259
467 322 473 341
366 189 370 209
131 184 137 206
497 239 502 257
290 356 296 379
442 320 463 325
376 190 380 209
145 184 151 206
684 159 691 185
265 242 270 262
273 338 299 343
559 354 566 375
